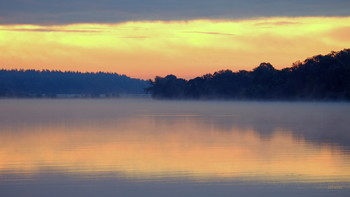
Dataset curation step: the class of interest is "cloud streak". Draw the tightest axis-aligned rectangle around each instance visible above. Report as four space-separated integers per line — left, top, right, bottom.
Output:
254 21 302 26
185 31 236 37
0 28 101 33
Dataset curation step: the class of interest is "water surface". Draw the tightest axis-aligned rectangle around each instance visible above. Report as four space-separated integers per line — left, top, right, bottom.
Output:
0 99 349 196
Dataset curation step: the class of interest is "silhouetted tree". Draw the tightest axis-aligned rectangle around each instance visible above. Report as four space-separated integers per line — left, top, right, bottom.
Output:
0 69 148 97
146 75 187 99
147 49 350 100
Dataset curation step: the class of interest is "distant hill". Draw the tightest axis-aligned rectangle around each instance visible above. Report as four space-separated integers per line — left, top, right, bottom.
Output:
147 49 350 100
0 70 148 98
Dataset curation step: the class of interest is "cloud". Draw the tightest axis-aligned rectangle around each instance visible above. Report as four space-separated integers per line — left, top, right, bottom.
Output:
0 0 349 25
185 31 235 37
254 21 302 26
0 28 101 33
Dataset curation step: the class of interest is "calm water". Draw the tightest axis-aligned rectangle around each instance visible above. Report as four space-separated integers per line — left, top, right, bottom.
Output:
0 99 350 197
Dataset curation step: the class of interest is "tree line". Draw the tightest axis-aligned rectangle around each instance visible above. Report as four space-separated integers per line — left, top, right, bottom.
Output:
146 49 350 100
0 70 148 98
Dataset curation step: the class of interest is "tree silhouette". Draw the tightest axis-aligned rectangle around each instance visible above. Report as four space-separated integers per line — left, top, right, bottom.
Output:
146 75 187 99
147 49 350 100
0 70 148 97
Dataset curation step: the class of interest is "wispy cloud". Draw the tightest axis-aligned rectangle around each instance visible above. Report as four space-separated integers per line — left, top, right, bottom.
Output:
185 31 235 37
254 21 302 26
0 28 101 33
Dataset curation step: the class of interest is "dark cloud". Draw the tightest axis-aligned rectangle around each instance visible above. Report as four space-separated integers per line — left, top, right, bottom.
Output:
0 0 349 24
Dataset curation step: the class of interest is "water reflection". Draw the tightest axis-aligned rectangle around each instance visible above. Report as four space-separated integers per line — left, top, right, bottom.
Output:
0 99 349 184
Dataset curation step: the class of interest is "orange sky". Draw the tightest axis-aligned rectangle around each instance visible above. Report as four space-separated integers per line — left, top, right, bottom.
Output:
0 17 350 79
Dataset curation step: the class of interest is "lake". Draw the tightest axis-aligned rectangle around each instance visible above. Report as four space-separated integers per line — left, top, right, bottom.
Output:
0 99 349 197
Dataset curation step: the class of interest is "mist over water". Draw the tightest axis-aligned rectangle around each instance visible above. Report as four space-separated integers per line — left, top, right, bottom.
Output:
0 99 349 196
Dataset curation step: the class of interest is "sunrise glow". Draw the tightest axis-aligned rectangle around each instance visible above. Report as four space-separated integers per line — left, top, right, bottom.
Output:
1 17 349 79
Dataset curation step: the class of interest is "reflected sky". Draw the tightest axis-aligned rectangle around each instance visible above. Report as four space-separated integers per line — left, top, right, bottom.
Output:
0 99 349 185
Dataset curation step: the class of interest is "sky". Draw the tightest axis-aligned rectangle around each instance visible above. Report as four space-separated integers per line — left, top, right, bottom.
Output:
0 0 350 79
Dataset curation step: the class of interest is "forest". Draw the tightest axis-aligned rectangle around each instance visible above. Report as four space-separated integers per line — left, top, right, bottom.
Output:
146 49 350 100
1 49 350 100
0 70 148 98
